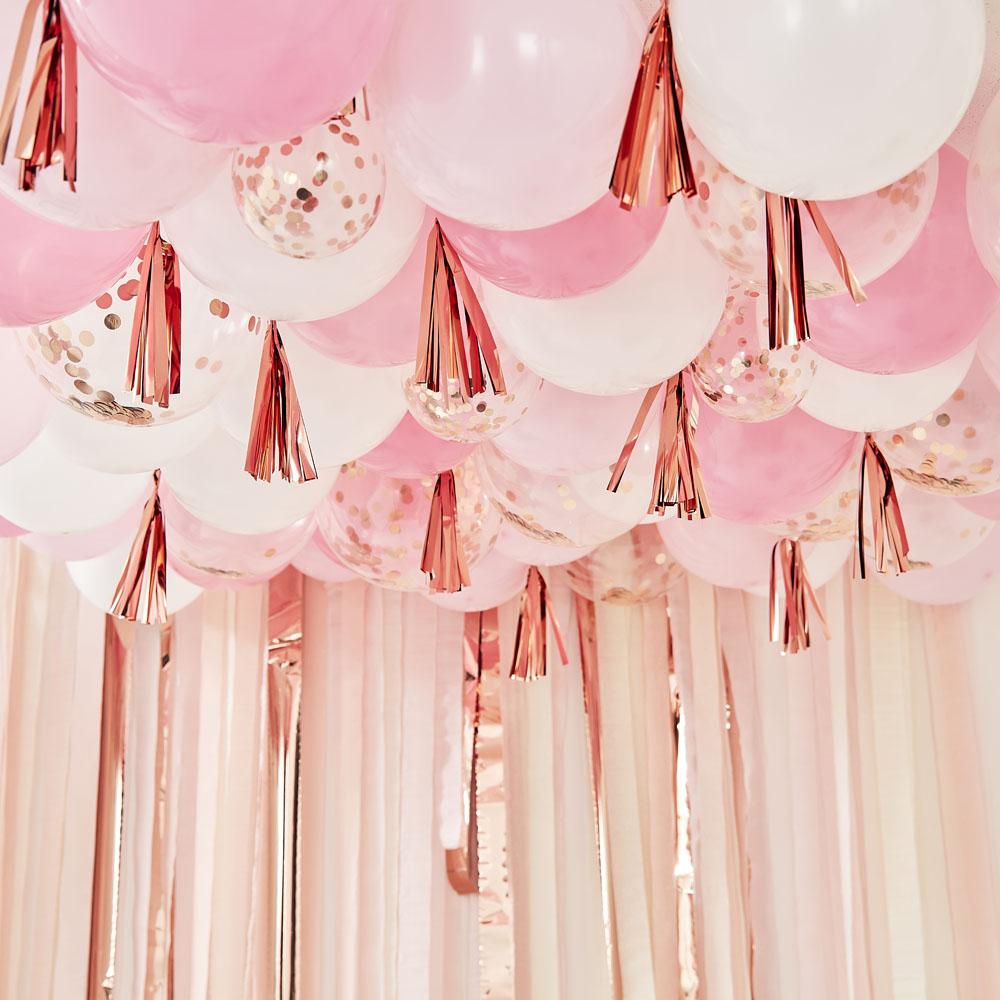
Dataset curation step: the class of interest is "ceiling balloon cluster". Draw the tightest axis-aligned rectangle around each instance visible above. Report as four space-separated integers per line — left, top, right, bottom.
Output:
0 0 997 653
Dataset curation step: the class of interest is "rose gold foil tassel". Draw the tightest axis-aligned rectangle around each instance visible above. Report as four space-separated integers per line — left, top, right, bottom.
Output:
111 470 167 625
126 222 182 408
415 220 505 404
608 373 710 519
857 432 910 578
610 3 695 209
510 566 569 682
244 321 318 484
421 469 470 594
0 0 77 191
768 538 830 655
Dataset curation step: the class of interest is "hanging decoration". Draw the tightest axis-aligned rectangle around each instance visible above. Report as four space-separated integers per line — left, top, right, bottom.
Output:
857 433 911 578
510 566 569 681
768 537 829 654
421 469 471 594
110 469 167 625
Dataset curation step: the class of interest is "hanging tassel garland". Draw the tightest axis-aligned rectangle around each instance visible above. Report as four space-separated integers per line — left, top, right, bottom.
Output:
608 373 710 519
0 0 77 191
126 222 182 408
610 2 695 209
244 321 318 484
421 469 470 594
416 220 506 406
857 432 910 578
769 538 830 655
510 566 569 682
111 470 167 625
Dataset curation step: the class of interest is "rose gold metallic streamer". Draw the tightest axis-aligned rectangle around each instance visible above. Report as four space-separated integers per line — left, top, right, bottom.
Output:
803 202 867 306
421 470 470 594
608 373 710 520
111 470 167 625
0 0 77 191
510 566 569 682
611 3 694 209
857 432 910 578
416 220 506 406
337 85 370 121
768 538 830 655
244 321 318 484
127 222 182 409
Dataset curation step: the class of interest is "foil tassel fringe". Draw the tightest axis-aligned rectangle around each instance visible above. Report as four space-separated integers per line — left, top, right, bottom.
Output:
610 3 694 209
244 321 318 484
857 433 910 578
510 566 569 682
0 0 77 191
769 538 830 655
111 470 167 625
421 469 470 594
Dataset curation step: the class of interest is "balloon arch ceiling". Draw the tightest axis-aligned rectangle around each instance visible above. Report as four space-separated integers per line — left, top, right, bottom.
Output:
0 0 997 643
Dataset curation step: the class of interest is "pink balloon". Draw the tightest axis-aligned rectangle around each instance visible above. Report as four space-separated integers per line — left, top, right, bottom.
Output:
0 515 26 539
808 146 998 374
959 490 1000 520
696 396 861 524
64 0 397 144
292 531 360 584
0 195 144 326
427 550 528 612
360 414 474 478
22 496 143 560
0 337 52 463
494 523 595 567
440 193 666 299
658 516 780 590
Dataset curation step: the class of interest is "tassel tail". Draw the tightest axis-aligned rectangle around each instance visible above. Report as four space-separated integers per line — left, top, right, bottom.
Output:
857 433 910 578
111 470 167 624
510 567 569 682
769 538 830 655
421 470 470 594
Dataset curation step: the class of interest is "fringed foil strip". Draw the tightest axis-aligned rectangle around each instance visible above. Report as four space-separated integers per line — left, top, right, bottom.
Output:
127 222 182 409
510 566 569 682
111 470 168 625
0 0 77 191
608 374 710 520
574 595 623 998
421 470 470 594
768 538 830 655
802 202 867 305
857 432 910 578
610 3 694 209
244 321 318 484
337 85 370 121
415 221 506 406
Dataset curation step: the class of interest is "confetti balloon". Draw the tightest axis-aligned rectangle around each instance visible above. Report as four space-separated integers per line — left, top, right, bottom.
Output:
764 467 859 543
232 113 386 260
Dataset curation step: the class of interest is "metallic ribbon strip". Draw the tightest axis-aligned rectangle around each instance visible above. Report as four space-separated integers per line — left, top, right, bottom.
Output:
803 201 867 305
244 321 318 484
610 3 694 208
857 433 910 578
111 470 168 626
510 567 569 682
127 222 182 409
768 538 830 655
421 470 471 594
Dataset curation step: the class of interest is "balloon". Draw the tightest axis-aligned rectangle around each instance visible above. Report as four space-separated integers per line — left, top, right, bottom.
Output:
672 0 983 199
162 427 335 534
232 113 386 259
876 360 1000 497
0 336 52 463
163 166 425 322
494 523 595 568
967 88 1000 286
22 498 143 561
439 193 666 298
0 194 144 327
360 414 474 478
64 0 396 144
697 400 861 524
765 467 859 543
808 147 998 375
0 432 147 533
800 343 977 434
493 382 644 476
658 516 781 590
292 531 360 583
888 484 993 569
314 460 499 591
18 261 253 424
959 490 1000 520
950 0 1000 156
690 284 815 422
482 205 727 394
685 135 938 296
979 302 1000 393
216 328 407 468
375 0 642 229
427 550 528 612
0 517 26 540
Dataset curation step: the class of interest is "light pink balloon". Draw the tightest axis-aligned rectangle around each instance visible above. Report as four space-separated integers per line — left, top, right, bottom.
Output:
959 491 1000 520
292 531 360 584
0 516 25 539
360 415 474 478
64 0 397 144
808 146 998 374
696 394 861 524
22 496 143 560
440 194 666 299
658 516 780 590
0 336 52 463
0 194 144 326
494 523 595 567
892 484 993 569
427 550 528 612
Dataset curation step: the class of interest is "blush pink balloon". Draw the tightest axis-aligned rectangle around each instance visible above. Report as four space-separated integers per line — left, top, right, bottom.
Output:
64 0 397 144
696 395 861 524
427 550 528 612
292 531 360 584
0 337 52 463
0 515 25 539
658 516 780 589
360 414 474 478
21 496 143 560
959 491 1000 519
440 194 666 299
0 195 144 326
808 146 998 374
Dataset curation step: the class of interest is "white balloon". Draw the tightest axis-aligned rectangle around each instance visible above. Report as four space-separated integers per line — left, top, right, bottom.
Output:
950 0 1000 156
481 206 727 394
673 0 984 199
162 427 335 534
162 166 426 322
426 550 528 613
799 343 977 433
494 523 595 567
215 327 407 468
894 482 994 568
